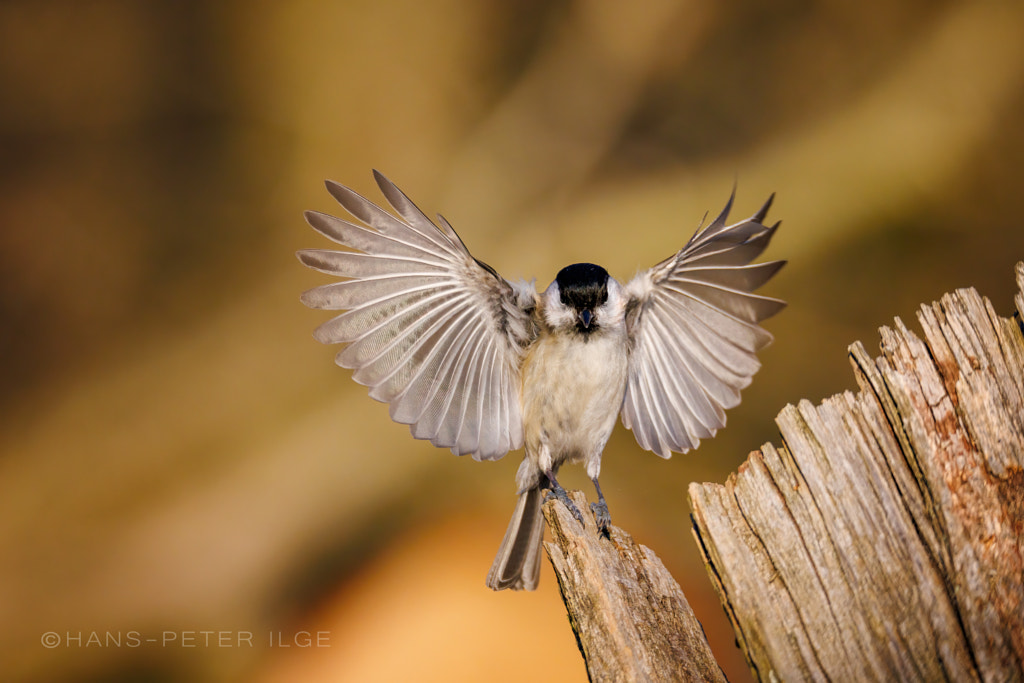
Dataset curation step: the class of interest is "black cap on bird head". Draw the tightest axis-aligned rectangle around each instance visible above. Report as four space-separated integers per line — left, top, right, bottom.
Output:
556 263 609 331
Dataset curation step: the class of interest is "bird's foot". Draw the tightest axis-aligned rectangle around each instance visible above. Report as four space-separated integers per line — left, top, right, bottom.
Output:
590 500 611 537
543 481 585 526
591 477 611 538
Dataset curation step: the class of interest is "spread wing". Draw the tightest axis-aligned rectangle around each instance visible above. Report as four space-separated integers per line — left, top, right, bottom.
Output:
620 192 785 458
298 171 537 460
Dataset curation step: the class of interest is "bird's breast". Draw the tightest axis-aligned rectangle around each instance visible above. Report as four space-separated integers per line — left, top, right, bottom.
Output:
520 330 628 462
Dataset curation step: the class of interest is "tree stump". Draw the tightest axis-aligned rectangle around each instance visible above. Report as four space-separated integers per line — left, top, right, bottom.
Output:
543 491 727 682
690 262 1024 681
544 263 1024 682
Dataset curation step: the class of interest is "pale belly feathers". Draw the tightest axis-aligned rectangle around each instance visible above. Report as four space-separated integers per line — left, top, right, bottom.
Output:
520 329 628 477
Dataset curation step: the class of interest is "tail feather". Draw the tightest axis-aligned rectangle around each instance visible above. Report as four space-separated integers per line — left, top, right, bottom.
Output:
485 487 544 590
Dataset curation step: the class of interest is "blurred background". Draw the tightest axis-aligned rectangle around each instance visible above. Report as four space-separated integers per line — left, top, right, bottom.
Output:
2 0 1023 681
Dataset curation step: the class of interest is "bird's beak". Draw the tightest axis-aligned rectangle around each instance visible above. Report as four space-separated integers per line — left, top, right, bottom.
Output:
579 309 593 328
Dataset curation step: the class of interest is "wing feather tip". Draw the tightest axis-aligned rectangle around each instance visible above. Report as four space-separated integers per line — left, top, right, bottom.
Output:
299 287 329 309
323 179 347 201
752 193 775 223
710 188 736 229
311 325 334 345
303 209 329 232
296 248 335 270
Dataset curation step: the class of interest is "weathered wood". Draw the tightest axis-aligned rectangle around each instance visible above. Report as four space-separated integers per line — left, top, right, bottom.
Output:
542 491 727 683
690 262 1024 682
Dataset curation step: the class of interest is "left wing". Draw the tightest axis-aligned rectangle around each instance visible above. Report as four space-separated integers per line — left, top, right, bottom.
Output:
298 171 537 460
620 193 785 457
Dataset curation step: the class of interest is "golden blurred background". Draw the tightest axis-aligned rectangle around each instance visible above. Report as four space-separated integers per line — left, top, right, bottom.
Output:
2 1 1023 681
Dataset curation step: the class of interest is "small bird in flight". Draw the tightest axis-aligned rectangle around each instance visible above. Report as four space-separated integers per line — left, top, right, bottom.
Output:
299 171 784 591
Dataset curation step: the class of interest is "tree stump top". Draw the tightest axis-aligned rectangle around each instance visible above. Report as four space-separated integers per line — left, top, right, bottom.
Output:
543 491 726 682
690 263 1024 681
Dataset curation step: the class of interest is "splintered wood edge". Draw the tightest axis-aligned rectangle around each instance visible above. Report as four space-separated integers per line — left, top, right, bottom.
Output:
688 261 1024 682
543 491 727 683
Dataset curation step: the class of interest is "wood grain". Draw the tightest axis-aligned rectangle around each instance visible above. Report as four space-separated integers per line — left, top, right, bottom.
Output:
543 491 727 683
690 262 1024 682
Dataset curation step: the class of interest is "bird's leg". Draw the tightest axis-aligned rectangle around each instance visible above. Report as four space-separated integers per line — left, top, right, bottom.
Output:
542 470 585 525
590 477 611 536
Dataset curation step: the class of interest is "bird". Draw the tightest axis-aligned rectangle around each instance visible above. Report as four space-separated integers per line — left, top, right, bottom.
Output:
298 171 785 591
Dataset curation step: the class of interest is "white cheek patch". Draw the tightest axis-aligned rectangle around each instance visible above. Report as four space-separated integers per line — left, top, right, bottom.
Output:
596 278 628 323
542 284 576 329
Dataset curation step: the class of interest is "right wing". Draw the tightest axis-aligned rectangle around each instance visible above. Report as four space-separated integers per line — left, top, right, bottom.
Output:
298 171 537 461
620 193 785 457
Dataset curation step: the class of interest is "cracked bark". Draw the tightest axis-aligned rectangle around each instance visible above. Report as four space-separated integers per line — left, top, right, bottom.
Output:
690 263 1024 682
543 491 727 683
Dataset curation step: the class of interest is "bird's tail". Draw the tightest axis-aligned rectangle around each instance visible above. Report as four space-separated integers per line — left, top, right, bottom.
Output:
485 486 545 591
